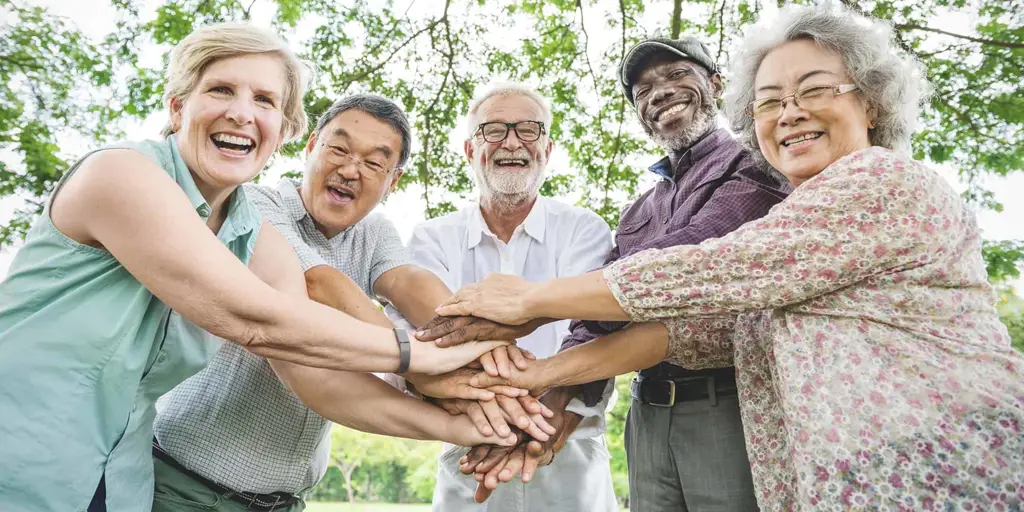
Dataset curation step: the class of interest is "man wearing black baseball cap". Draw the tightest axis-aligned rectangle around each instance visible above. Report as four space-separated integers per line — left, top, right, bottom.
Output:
551 36 792 510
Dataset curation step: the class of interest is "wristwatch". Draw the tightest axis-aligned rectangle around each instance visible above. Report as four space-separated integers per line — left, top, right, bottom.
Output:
394 328 411 373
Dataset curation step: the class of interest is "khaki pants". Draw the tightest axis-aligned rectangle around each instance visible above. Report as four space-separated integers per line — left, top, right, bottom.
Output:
152 456 305 512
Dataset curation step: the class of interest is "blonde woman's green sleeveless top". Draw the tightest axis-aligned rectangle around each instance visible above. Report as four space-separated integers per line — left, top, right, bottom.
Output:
0 135 262 511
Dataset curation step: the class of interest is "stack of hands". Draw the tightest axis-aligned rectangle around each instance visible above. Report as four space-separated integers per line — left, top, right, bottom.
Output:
405 281 573 503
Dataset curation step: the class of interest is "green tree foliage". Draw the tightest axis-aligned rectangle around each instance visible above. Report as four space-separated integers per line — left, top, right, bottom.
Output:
2 0 1020 504
606 374 634 505
1 0 1021 269
314 425 442 504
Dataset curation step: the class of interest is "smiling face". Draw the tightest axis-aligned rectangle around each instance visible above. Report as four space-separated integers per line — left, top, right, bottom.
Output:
632 53 722 152
300 109 404 238
170 53 287 194
464 94 552 202
754 39 875 186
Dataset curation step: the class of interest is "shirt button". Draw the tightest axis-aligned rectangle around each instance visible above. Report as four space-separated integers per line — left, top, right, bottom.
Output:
662 218 669 224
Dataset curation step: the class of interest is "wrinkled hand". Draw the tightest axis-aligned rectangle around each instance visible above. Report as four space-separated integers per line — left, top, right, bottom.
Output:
406 368 526 401
435 395 556 441
434 274 538 325
409 339 512 375
478 345 533 379
469 359 551 396
460 392 576 503
444 413 519 449
416 315 546 348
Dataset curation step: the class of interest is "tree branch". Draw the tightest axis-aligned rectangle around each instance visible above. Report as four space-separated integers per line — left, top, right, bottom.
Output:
340 19 443 92
716 0 727 64
671 0 682 39
418 0 455 216
576 0 601 93
896 23 1024 49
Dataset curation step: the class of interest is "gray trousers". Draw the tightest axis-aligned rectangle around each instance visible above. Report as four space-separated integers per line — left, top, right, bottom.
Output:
625 395 758 512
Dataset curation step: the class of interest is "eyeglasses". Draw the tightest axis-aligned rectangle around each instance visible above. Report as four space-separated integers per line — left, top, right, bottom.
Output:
317 140 398 178
474 121 546 143
749 84 858 120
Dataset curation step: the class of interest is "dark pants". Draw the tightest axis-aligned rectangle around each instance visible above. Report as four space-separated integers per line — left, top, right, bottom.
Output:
87 476 105 512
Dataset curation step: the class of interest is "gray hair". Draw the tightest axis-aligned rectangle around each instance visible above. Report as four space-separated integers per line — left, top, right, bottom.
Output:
466 82 553 137
723 4 929 160
314 94 413 169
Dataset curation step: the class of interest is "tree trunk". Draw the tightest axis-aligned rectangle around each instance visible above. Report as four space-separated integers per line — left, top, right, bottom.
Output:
671 0 683 38
342 466 356 503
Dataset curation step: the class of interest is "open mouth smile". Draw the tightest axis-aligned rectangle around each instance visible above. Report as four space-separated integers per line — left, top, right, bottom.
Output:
210 132 256 155
326 183 357 204
780 132 824 148
494 158 530 167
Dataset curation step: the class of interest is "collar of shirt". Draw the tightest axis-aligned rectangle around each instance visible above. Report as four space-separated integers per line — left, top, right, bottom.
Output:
274 177 356 240
465 196 547 250
165 134 260 243
647 128 732 181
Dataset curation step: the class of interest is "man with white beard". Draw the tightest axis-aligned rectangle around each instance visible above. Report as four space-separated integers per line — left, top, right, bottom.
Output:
387 83 618 511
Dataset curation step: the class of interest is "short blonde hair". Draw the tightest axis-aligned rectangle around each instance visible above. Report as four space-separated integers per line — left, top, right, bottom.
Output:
161 22 309 142
466 82 552 137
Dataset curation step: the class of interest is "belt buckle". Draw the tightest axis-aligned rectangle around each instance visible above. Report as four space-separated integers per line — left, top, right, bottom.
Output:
646 379 676 408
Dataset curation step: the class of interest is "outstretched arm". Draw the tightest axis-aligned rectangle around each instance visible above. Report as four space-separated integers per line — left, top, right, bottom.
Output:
52 149 504 374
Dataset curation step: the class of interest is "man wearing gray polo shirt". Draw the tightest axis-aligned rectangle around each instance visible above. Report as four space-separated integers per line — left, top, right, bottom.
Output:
151 94 529 511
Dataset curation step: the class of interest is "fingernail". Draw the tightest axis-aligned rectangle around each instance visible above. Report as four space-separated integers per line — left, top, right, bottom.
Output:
523 472 532 482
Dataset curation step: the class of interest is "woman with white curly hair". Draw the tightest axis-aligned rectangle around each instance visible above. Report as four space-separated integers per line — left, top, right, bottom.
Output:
436 4 1024 509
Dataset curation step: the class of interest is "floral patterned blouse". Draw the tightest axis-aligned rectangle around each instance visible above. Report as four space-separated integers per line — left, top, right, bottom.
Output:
605 147 1024 511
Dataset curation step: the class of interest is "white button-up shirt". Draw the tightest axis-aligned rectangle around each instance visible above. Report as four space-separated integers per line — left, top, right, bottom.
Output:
387 196 616 441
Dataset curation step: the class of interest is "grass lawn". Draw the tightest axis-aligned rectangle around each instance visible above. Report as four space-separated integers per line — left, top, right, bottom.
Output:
306 503 431 512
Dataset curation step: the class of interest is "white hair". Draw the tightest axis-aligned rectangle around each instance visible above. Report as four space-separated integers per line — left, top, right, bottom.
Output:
723 3 930 161
465 82 553 137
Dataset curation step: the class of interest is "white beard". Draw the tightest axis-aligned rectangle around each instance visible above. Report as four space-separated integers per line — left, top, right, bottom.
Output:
473 150 547 209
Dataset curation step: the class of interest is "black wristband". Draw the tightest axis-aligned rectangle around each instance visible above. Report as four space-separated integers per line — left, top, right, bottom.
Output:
394 328 411 373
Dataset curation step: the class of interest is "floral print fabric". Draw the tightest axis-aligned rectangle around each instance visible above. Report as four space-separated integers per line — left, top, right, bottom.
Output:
605 147 1024 510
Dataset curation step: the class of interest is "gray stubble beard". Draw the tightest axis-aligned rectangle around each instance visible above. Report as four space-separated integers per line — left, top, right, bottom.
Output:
648 99 718 153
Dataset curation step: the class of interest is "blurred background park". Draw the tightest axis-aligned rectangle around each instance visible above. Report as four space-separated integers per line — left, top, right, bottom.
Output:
1 0 1021 508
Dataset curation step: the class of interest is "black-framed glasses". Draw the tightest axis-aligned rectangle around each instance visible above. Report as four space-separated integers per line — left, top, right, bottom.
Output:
749 84 858 120
317 140 398 178
474 121 547 143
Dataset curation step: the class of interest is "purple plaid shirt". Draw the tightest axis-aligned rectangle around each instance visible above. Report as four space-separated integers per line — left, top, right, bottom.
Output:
560 128 792 406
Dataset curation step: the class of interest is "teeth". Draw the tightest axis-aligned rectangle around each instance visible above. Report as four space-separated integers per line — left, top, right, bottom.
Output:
657 102 690 120
782 133 823 146
496 159 527 166
212 133 254 147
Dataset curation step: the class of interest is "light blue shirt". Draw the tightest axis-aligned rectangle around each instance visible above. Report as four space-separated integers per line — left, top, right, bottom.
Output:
0 135 262 511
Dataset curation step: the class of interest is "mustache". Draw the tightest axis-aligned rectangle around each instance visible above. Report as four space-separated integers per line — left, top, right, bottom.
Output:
490 148 532 163
325 178 360 194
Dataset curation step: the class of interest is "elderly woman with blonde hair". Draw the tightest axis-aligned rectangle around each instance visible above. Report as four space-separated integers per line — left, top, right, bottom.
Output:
437 5 1024 509
0 23 509 511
